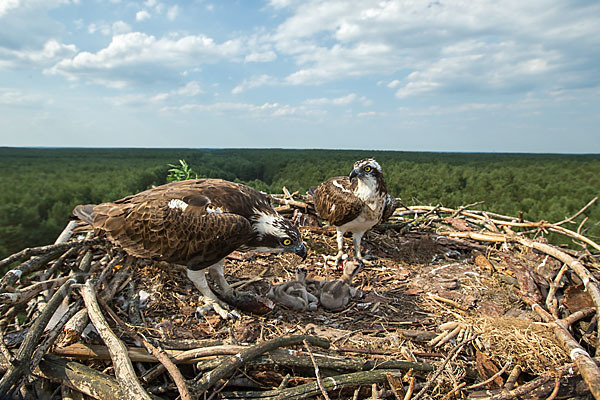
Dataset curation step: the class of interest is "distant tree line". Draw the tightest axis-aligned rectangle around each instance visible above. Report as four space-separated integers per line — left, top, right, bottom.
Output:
1 147 598 259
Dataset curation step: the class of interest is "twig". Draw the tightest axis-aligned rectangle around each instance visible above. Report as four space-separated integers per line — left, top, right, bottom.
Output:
450 201 485 218
554 197 598 227
192 335 330 394
0 239 99 271
81 280 152 400
503 365 521 390
546 264 568 318
465 359 511 390
303 339 331 400
412 336 475 400
403 377 415 400
546 370 563 400
533 303 600 399
0 325 14 365
29 300 84 379
98 296 192 400
0 277 77 396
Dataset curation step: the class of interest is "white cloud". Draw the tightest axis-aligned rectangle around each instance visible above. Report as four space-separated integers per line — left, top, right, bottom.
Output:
88 21 131 36
166 5 178 21
0 88 46 106
232 74 276 94
112 20 131 35
136 10 151 21
0 0 75 17
163 101 325 119
394 40 562 98
0 0 21 17
0 39 76 67
244 51 276 63
47 32 243 86
304 93 356 106
265 0 600 95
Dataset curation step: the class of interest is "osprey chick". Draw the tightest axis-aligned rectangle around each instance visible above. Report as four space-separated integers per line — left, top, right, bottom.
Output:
313 158 396 265
73 179 307 319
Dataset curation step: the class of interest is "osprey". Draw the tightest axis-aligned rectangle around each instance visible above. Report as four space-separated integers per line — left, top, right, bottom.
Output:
313 158 397 265
73 179 307 319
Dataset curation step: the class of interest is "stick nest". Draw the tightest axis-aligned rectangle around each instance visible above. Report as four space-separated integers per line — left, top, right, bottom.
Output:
0 193 599 399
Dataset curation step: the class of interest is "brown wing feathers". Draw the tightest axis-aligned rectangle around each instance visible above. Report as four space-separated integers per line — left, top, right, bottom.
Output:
73 179 259 268
313 176 362 226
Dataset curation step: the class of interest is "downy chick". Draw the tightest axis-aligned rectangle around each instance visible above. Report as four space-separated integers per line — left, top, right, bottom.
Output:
267 267 319 311
319 259 363 311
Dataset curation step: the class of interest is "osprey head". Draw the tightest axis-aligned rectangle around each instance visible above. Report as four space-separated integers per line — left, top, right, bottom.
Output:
349 158 382 181
250 211 307 260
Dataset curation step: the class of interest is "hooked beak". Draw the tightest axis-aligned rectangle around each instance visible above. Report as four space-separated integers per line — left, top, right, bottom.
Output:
349 168 361 181
294 243 308 261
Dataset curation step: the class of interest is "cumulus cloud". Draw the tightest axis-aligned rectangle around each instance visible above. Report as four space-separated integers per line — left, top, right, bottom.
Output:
136 10 151 21
46 32 243 86
0 39 76 67
265 0 600 96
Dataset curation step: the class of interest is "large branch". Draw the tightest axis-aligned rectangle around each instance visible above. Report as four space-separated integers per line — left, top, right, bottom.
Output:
81 281 152 400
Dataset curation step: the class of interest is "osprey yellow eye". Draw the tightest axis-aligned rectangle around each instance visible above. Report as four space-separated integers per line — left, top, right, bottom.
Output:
282 238 292 246
364 166 372 172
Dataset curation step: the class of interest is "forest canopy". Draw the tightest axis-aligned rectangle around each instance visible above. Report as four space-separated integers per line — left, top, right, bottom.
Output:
0 147 598 259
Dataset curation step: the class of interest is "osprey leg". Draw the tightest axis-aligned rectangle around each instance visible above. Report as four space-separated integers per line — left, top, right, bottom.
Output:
207 259 234 297
186 269 238 320
323 229 345 266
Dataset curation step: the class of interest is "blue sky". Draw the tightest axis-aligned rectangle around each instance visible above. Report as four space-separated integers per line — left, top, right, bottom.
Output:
1 0 599 152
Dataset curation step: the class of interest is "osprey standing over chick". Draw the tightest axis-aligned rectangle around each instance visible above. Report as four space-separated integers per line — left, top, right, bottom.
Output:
73 179 307 319
313 158 397 265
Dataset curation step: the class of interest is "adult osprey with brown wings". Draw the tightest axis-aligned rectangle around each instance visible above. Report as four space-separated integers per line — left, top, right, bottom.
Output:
313 158 397 265
73 179 307 319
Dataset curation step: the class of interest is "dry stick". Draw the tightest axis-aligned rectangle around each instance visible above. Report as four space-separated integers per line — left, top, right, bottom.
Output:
0 276 71 306
533 304 600 400
412 336 475 400
0 277 76 396
80 280 153 400
465 359 512 390
546 371 563 400
554 196 598 226
36 354 127 400
0 325 13 365
303 339 332 400
22 300 84 391
546 264 568 319
519 238 600 351
193 334 330 395
503 365 521 391
97 296 192 400
450 201 485 218
0 252 65 292
142 345 247 383
0 239 99 271
222 369 403 400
